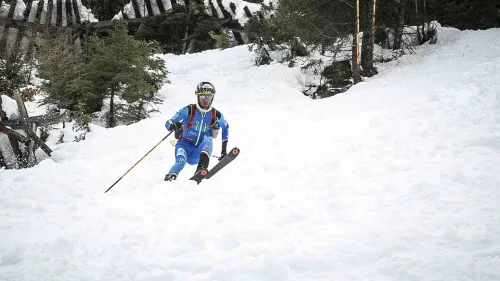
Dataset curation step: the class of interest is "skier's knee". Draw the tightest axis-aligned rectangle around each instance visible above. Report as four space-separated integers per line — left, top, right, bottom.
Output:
176 155 187 164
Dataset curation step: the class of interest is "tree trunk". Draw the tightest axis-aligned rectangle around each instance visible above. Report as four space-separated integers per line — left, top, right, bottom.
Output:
393 0 405 50
415 0 423 44
8 134 23 167
0 149 5 168
136 100 144 122
108 88 116 128
421 0 429 42
186 39 195 54
182 0 193 54
361 0 377 77
0 0 18 59
0 96 6 121
352 0 361 83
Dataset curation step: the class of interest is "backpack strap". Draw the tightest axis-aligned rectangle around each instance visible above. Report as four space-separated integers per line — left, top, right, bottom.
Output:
185 104 196 129
210 108 221 127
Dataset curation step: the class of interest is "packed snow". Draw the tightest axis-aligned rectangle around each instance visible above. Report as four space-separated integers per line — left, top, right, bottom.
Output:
1 26 500 281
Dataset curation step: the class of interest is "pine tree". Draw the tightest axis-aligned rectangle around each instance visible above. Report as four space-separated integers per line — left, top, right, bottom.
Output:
36 32 88 111
84 23 167 128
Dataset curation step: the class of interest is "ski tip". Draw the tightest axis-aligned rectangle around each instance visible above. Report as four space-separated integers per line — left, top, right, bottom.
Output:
231 148 240 155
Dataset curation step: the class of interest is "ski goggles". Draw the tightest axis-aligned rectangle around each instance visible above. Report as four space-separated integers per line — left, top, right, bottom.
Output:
198 94 214 101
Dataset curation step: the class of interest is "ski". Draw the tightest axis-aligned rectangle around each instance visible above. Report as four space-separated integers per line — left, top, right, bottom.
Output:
189 147 240 184
189 168 209 184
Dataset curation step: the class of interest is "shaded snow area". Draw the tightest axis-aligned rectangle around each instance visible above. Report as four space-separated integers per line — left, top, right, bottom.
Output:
1 26 500 281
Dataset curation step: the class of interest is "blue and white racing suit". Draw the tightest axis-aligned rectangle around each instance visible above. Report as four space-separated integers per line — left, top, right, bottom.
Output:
165 105 229 176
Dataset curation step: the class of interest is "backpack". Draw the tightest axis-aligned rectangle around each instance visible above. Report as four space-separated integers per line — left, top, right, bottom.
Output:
185 104 221 130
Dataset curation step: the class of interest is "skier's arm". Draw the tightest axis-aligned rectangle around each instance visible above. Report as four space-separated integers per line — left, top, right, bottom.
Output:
165 106 189 131
219 113 229 142
218 114 229 160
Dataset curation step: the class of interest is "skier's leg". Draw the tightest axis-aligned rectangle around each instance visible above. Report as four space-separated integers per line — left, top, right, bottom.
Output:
165 141 193 181
193 137 213 174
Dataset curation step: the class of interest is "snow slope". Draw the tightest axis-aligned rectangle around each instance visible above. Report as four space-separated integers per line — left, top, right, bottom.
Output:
1 26 500 281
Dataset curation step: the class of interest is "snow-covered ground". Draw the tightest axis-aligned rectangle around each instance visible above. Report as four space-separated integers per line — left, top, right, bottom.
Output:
1 26 500 281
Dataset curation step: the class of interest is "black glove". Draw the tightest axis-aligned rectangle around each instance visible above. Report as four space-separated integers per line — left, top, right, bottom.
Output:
219 141 227 160
169 122 183 139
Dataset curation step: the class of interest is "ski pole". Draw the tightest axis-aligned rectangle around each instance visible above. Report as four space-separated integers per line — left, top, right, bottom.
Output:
105 131 173 193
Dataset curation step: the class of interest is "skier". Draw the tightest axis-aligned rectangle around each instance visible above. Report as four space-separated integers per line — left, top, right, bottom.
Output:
164 82 229 181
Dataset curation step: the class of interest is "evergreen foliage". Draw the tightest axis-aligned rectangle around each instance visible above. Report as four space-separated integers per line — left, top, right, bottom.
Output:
36 24 168 132
84 23 167 128
0 50 31 98
209 31 230 50
36 33 87 111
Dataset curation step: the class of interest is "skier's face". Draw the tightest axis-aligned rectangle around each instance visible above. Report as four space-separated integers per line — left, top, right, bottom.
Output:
198 95 213 109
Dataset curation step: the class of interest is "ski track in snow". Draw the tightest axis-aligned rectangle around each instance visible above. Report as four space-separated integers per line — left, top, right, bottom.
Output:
1 27 500 281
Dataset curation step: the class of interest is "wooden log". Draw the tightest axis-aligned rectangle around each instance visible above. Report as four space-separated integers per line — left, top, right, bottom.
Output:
229 2 236 14
22 122 52 156
0 109 71 129
0 149 5 168
0 0 18 59
144 0 154 17
46 0 54 26
243 6 252 18
216 0 232 19
87 17 243 32
121 9 129 20
35 0 45 24
0 95 6 120
57 0 63 26
208 0 218 17
72 0 80 23
156 0 166 13
11 90 35 166
8 133 23 166
9 26 22 59
0 124 31 143
26 122 37 166
6 0 17 20
232 30 244 45
131 0 142 18
24 0 34 21
65 0 74 25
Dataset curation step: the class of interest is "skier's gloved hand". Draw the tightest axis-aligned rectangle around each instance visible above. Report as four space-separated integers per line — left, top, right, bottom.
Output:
169 122 183 139
211 122 220 138
219 141 227 160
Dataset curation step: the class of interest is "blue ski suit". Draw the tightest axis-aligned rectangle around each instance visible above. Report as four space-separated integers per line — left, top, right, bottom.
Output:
165 105 229 176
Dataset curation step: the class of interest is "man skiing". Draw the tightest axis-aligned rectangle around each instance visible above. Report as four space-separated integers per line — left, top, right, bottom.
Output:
164 82 229 181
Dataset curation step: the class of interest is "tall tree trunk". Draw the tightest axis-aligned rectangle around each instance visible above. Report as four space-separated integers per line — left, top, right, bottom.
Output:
415 0 423 44
421 0 429 42
136 100 144 122
0 99 8 168
0 0 18 60
0 149 6 168
108 88 116 128
182 0 193 54
352 0 361 83
361 0 377 77
393 0 405 49
0 96 6 121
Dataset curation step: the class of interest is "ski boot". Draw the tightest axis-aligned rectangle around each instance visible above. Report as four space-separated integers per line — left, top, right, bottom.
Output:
194 153 210 177
164 173 177 181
